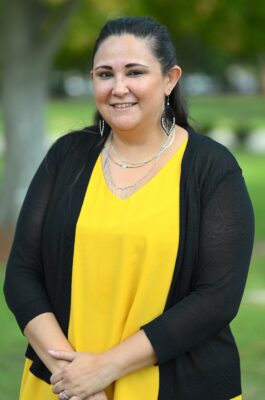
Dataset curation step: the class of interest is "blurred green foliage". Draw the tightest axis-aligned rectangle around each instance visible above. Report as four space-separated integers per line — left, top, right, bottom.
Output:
52 0 265 75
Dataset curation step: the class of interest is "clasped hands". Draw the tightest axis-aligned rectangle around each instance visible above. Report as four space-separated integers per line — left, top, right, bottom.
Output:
49 349 119 400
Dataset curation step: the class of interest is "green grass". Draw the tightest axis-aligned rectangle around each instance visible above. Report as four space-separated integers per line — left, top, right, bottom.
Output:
232 301 265 400
234 151 265 239
231 252 265 398
1 95 265 137
44 95 265 137
46 98 96 136
0 268 26 399
188 94 265 131
0 95 265 136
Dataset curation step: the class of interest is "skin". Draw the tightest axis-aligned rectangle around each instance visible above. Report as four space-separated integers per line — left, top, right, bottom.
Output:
24 33 188 400
24 314 106 400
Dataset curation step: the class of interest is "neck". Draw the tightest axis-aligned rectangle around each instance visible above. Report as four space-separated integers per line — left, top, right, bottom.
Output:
109 124 166 160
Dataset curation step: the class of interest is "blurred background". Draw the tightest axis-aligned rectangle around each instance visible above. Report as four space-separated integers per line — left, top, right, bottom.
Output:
0 0 264 398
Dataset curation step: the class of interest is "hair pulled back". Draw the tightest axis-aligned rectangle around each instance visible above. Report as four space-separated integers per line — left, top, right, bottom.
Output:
92 16 189 133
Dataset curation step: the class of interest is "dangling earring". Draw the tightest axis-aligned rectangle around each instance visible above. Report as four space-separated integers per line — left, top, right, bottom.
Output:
161 95 176 136
99 119 105 137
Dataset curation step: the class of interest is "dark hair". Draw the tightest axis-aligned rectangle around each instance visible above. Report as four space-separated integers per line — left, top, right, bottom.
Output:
92 16 189 134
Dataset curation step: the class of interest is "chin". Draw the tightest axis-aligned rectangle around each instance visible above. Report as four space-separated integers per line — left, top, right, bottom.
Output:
110 120 140 132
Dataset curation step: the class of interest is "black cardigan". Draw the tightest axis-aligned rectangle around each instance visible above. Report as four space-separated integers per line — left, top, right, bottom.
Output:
4 126 254 400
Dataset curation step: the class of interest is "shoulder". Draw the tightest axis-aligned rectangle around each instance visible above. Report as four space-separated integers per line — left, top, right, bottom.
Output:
48 125 101 157
188 127 242 176
52 125 101 152
185 127 243 202
44 125 102 173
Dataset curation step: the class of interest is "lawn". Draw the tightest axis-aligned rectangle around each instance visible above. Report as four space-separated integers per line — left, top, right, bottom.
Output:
235 151 265 239
1 94 264 138
0 267 26 398
188 94 265 131
43 94 265 137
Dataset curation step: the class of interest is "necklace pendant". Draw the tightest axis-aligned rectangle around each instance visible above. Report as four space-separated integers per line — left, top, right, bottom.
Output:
122 164 128 168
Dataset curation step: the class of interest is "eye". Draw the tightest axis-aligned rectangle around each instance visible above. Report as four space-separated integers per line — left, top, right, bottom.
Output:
127 70 144 77
97 71 113 79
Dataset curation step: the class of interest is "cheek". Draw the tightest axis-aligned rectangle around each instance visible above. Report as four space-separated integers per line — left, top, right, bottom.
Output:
135 84 165 112
93 82 111 103
132 79 165 103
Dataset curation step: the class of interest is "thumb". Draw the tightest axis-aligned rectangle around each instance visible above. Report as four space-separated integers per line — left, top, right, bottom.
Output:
48 349 75 361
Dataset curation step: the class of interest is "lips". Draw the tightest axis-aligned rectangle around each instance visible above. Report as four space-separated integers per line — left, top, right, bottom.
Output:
111 102 137 108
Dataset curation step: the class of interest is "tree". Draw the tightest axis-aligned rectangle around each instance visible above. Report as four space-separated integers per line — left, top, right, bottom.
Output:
131 0 265 79
0 0 80 259
0 0 138 260
0 0 80 225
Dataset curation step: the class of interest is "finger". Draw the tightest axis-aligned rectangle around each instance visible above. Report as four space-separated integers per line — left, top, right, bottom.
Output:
71 391 107 400
87 392 108 400
58 390 73 400
50 372 63 385
52 381 65 394
48 349 75 362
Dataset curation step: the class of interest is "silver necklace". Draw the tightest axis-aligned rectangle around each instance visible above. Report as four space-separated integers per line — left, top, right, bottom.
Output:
102 151 159 198
102 129 176 199
104 129 175 169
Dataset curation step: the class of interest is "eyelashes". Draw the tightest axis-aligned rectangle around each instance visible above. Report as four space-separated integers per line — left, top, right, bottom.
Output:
96 70 145 79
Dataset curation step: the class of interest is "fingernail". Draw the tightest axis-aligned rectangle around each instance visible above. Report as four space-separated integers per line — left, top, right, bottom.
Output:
48 349 56 354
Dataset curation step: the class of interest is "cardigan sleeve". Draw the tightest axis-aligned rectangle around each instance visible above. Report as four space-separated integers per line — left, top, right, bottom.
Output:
141 167 255 365
3 134 75 332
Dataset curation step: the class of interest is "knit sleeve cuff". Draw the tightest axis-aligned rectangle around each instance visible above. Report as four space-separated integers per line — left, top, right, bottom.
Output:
140 316 172 366
14 298 53 333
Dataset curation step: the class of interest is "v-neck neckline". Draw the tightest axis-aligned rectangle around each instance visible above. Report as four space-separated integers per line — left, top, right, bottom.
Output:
99 131 189 202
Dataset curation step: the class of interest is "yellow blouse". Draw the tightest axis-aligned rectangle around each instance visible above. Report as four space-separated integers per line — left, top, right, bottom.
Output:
19 136 241 400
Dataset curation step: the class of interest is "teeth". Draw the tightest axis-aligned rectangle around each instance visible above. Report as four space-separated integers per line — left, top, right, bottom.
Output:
113 103 135 108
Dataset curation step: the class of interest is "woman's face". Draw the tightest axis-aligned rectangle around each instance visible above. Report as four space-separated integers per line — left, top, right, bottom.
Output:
91 34 179 133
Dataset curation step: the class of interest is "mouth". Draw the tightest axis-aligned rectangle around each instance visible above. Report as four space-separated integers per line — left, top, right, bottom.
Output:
111 102 137 109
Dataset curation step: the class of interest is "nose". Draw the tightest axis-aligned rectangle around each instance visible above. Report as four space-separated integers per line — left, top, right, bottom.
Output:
112 76 129 96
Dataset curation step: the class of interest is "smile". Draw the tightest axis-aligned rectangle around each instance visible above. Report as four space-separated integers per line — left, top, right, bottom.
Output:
111 103 137 108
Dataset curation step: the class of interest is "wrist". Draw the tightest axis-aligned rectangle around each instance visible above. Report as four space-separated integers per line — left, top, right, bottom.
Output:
103 330 158 381
100 350 122 382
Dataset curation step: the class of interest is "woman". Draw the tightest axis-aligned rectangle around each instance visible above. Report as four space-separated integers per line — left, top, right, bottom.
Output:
4 16 254 400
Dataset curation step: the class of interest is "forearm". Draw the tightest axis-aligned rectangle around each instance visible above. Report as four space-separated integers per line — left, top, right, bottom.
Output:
24 312 74 374
105 329 158 380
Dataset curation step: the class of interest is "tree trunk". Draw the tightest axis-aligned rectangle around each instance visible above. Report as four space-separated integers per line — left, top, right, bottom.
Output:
0 0 49 228
0 0 79 262
0 37 50 262
0 62 49 226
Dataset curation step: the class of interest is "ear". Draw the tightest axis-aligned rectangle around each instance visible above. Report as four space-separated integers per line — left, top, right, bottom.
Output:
165 65 182 96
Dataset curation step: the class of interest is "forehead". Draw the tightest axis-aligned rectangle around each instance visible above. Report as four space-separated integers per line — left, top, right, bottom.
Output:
93 34 160 68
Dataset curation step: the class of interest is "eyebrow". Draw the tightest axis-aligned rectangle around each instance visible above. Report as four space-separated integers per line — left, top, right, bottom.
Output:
94 63 149 70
